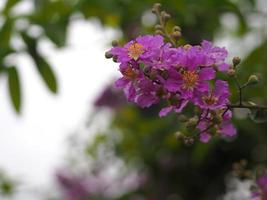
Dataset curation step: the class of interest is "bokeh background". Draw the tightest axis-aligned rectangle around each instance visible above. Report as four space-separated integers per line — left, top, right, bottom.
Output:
1 0 267 199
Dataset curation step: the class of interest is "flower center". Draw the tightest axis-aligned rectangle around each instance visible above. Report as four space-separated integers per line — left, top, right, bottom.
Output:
182 70 199 90
122 67 137 79
128 42 144 60
202 95 218 105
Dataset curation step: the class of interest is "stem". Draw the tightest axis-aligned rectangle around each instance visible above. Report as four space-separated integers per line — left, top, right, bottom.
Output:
233 76 243 106
228 104 267 110
155 10 177 47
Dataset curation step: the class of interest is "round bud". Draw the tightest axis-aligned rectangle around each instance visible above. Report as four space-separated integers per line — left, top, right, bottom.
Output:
155 30 164 35
227 68 236 76
155 24 163 30
172 26 181 32
186 117 198 131
247 75 259 86
105 51 113 59
152 3 161 13
161 11 170 21
112 56 118 63
232 56 241 67
111 40 118 47
184 136 194 146
175 131 184 140
171 31 182 40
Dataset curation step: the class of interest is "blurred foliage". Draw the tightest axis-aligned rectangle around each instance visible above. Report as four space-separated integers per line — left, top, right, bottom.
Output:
0 170 15 197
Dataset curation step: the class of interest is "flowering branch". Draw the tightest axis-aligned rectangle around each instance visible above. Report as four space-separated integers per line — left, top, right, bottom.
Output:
105 3 267 145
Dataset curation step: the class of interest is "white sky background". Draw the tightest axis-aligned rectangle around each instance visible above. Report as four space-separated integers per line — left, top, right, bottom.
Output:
0 1 119 198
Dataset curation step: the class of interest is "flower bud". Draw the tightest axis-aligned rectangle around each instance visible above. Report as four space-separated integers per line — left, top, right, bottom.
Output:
155 29 164 35
227 68 236 76
232 56 241 67
105 51 113 59
172 26 181 32
171 31 182 40
174 131 184 140
155 24 163 30
111 40 118 47
161 11 171 21
247 75 259 86
186 117 198 131
112 56 118 63
152 3 161 13
184 136 194 146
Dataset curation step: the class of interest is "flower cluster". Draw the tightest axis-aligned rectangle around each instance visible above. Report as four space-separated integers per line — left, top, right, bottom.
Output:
107 34 236 143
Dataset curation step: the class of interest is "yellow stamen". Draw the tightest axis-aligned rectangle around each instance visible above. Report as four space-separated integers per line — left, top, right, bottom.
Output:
128 42 144 60
202 95 218 105
122 67 136 79
182 70 199 90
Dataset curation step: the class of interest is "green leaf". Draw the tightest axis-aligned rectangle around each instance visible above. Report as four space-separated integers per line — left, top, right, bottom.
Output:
0 19 13 48
7 67 21 113
249 109 267 123
35 56 58 93
20 32 58 93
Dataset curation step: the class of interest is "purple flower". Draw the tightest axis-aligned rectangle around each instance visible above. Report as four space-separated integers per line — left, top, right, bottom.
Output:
165 67 215 99
196 110 236 142
135 78 160 108
194 80 230 110
252 172 267 200
107 34 236 143
199 132 212 143
110 35 164 62
56 171 91 200
94 84 126 109
201 40 229 71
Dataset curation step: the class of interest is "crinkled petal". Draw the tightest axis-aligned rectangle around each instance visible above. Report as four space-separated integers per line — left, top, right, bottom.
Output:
199 68 216 81
219 123 237 137
199 133 211 143
159 106 173 117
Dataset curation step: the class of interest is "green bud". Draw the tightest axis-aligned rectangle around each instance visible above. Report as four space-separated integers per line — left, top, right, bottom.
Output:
112 56 118 63
152 3 161 13
172 26 181 32
171 31 182 40
155 24 163 30
232 56 241 67
174 131 184 140
161 11 171 21
155 29 164 35
183 136 194 146
111 40 118 47
186 117 198 131
105 51 113 59
247 75 259 86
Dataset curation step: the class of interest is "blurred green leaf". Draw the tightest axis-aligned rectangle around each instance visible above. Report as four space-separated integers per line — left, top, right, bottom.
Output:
7 67 21 113
0 19 13 48
21 32 58 93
